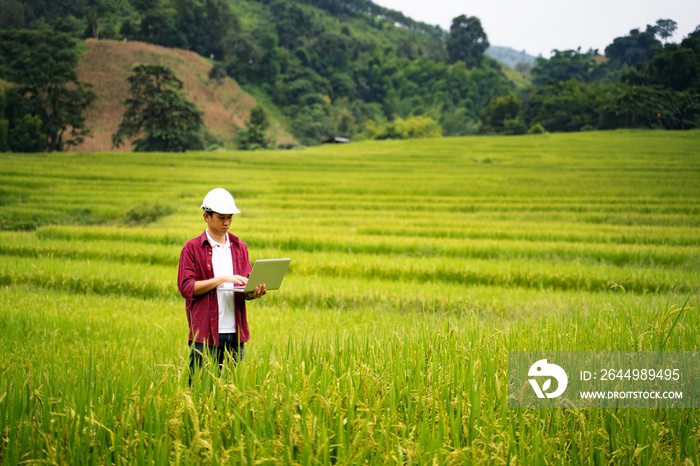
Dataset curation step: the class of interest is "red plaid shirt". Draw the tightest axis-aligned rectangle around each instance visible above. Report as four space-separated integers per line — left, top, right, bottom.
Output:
177 230 252 346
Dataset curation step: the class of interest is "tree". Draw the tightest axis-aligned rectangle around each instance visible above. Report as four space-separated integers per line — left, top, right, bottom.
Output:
0 88 47 152
480 93 521 133
690 25 700 40
364 115 442 140
0 30 95 152
654 19 677 44
223 32 263 84
290 103 334 145
614 36 700 130
531 49 604 86
335 107 356 137
85 0 114 39
522 80 606 132
138 8 186 48
235 104 273 150
600 84 680 129
172 0 238 59
446 15 489 68
112 64 204 152
131 0 161 14
630 37 700 92
0 1 25 29
271 1 316 49
202 0 238 60
208 63 226 85
605 26 662 69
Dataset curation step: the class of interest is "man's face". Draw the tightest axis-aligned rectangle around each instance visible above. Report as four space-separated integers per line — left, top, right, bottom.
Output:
204 212 233 236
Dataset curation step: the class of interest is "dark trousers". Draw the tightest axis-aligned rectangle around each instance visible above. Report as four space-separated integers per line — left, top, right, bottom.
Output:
189 334 244 384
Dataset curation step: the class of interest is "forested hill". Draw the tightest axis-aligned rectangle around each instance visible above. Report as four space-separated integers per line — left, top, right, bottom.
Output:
1 0 520 148
1 0 698 152
200 0 517 144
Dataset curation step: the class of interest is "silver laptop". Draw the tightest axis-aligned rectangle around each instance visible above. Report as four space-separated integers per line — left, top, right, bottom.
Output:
218 258 291 293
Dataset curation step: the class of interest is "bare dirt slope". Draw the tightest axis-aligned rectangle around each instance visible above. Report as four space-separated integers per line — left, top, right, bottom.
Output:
74 39 295 151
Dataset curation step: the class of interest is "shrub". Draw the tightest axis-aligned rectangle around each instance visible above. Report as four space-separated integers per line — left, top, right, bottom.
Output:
236 105 274 150
528 123 546 134
123 204 175 226
503 117 527 135
367 115 443 140
64 208 103 226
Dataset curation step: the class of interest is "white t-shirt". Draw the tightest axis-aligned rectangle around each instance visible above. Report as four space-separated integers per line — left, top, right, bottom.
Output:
206 229 236 333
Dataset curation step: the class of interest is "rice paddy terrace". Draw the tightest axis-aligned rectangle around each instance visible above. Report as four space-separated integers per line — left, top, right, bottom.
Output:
1 130 699 464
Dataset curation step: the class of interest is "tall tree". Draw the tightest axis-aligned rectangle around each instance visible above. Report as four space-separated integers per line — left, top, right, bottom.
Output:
601 84 680 129
202 0 237 60
271 1 316 49
235 104 273 150
531 49 604 86
0 30 95 152
446 15 489 68
522 80 605 132
605 26 662 69
0 88 47 153
690 25 700 40
85 0 115 39
636 37 700 91
138 8 185 48
654 19 677 44
0 1 25 29
112 64 204 152
480 93 521 133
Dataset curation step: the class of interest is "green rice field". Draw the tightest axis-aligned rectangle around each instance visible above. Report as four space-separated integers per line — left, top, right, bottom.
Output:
1 129 699 464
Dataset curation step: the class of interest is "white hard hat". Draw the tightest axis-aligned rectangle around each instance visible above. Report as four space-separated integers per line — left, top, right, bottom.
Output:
201 188 241 214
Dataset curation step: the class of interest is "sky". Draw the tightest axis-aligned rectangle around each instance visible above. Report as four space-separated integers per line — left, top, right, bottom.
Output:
370 0 700 57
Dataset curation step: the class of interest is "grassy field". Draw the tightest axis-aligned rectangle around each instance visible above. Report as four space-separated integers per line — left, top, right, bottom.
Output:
1 130 699 464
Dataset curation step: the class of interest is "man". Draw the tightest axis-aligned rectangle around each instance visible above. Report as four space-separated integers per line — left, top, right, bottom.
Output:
177 188 266 381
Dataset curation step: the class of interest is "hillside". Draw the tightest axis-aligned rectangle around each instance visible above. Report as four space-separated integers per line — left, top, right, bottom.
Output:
3 1 524 149
74 39 296 152
3 1 694 153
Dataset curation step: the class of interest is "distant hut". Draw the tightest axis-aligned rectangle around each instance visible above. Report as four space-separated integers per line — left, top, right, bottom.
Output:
322 137 350 144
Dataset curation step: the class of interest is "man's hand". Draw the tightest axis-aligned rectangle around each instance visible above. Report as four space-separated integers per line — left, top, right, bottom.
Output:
221 275 248 286
193 275 247 296
245 283 267 300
